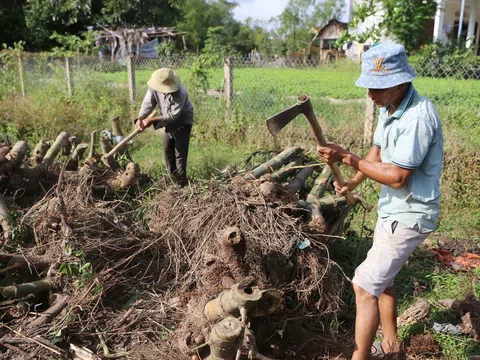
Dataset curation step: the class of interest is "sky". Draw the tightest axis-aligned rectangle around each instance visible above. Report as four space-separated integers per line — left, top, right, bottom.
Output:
233 0 351 24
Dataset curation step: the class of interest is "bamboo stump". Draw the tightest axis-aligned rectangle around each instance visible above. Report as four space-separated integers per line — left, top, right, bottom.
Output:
31 140 50 165
43 132 71 165
208 317 243 360
307 166 333 203
271 157 302 183
1 279 53 299
218 227 248 282
286 166 314 194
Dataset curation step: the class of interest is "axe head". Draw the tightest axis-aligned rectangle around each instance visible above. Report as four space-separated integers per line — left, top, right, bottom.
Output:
266 94 311 136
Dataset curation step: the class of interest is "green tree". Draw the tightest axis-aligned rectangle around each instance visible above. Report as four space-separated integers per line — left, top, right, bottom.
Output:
276 0 344 52
337 0 437 52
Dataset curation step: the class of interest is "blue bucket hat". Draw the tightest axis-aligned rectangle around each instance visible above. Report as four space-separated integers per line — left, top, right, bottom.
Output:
355 44 416 89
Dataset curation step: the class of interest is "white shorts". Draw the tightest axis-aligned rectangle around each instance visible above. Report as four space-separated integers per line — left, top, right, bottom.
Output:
352 219 429 298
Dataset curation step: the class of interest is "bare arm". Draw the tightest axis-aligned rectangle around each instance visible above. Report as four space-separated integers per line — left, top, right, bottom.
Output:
317 144 414 190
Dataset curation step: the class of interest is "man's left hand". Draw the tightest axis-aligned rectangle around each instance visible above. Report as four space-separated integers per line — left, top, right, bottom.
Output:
317 143 349 164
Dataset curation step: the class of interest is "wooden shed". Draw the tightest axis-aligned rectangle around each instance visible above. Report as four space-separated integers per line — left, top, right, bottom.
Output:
318 19 348 50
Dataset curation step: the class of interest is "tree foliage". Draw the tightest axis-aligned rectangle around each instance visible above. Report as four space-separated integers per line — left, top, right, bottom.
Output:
276 0 344 52
337 0 437 52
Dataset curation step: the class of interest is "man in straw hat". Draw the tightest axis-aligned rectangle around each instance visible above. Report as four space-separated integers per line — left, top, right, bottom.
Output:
135 68 194 187
317 44 443 359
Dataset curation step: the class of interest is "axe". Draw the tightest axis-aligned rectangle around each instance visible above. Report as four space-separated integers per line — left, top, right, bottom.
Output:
102 110 158 170
266 94 356 205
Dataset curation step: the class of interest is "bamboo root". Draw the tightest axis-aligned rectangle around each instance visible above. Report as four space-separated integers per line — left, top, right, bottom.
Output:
251 147 302 179
286 166 314 194
218 227 248 282
29 294 68 327
204 277 262 321
0 145 11 162
271 157 302 183
109 162 139 189
43 132 71 165
31 140 50 165
1 279 53 299
306 166 332 203
208 317 243 360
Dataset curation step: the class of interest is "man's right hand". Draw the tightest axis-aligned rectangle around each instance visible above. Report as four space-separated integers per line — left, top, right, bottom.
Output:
334 178 359 195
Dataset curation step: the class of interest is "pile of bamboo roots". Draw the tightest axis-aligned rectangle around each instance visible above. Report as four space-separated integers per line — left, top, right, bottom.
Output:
0 140 359 360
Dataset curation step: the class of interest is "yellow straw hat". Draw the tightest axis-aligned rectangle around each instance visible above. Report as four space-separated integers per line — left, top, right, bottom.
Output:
147 68 181 93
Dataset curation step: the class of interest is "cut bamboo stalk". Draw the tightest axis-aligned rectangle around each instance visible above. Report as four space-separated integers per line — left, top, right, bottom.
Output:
310 194 360 212
251 147 302 179
111 116 124 137
208 317 243 360
43 132 71 165
100 133 113 155
0 195 10 242
1 279 53 299
205 277 262 321
307 166 333 203
286 166 314 194
87 130 97 161
31 140 50 165
66 143 88 171
29 294 68 327
5 141 29 166
0 253 51 272
271 157 302 183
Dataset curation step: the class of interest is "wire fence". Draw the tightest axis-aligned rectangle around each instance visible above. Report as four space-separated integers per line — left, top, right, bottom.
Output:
1 52 479 153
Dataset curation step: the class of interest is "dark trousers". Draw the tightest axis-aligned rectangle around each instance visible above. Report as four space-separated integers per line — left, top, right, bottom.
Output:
163 125 192 187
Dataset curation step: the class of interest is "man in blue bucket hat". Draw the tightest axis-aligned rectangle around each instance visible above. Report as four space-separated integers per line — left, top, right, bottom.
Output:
317 44 443 359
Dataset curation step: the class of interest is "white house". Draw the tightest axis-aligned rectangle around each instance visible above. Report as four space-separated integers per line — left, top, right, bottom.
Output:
344 0 480 56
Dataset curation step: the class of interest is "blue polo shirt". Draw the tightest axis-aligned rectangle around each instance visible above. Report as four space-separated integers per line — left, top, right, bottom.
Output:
373 84 444 233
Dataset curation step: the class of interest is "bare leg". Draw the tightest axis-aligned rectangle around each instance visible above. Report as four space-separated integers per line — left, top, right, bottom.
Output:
352 283 380 360
379 286 398 353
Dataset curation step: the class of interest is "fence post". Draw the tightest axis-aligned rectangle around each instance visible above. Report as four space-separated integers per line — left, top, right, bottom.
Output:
65 57 73 98
224 56 233 109
363 95 376 147
17 53 25 98
127 54 136 104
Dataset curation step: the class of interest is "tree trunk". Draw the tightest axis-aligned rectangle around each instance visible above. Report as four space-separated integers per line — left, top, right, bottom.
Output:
271 157 302 183
31 140 50 165
1 279 53 299
286 166 314 194
252 147 302 179
43 132 71 165
306 166 333 203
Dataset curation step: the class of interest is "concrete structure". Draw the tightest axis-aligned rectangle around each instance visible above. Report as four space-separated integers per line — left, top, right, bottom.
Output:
344 0 480 57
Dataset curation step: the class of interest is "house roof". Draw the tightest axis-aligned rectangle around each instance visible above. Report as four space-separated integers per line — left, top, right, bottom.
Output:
316 19 348 39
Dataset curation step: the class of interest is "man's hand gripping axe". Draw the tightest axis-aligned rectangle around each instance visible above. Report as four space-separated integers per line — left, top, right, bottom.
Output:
266 94 356 205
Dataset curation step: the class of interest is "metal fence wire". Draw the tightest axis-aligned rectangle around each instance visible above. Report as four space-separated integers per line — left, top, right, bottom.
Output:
2 52 479 153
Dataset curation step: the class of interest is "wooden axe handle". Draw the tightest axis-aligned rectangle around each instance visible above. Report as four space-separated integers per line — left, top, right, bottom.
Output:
301 101 357 206
104 110 158 159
